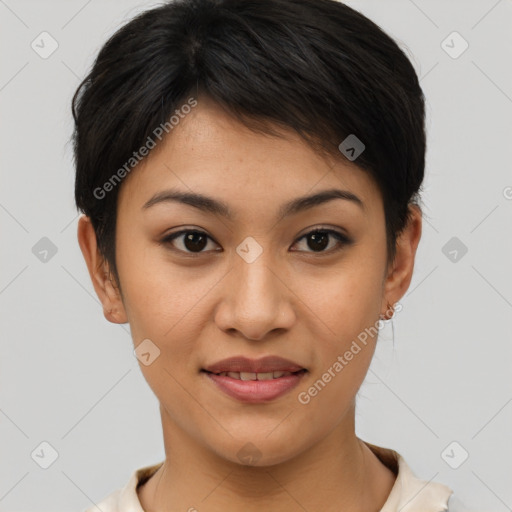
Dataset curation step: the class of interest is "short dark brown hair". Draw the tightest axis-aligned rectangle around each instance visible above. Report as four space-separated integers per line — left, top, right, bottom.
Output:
72 0 426 286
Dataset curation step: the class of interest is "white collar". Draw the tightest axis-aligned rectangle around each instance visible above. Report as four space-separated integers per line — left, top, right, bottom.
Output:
366 443 453 511
92 443 453 512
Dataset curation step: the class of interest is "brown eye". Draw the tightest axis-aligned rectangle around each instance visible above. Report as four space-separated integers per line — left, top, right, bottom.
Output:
161 227 351 256
292 229 351 254
161 230 219 254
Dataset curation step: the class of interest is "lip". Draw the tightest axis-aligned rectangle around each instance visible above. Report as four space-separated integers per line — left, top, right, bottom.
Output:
201 355 308 404
202 355 306 374
203 369 307 403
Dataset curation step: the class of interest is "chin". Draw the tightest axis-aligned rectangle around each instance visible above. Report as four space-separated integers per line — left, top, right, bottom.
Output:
206 432 306 468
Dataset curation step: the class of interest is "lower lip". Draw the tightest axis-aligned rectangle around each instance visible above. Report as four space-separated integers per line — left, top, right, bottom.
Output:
203 370 307 403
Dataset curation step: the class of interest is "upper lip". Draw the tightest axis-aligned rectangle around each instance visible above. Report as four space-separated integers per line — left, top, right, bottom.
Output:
203 356 306 374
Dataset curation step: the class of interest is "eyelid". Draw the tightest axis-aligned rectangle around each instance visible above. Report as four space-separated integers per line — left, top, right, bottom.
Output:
295 225 350 241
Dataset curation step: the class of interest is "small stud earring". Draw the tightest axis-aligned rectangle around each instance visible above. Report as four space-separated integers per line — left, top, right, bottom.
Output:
380 301 394 320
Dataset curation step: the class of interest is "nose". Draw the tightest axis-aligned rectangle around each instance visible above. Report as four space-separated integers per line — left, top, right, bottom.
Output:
214 252 296 341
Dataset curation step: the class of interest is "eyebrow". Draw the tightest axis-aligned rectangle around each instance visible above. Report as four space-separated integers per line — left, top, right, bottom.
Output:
142 187 365 220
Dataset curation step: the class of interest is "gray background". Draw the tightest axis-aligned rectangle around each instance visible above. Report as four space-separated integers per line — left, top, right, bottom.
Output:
1 0 511 510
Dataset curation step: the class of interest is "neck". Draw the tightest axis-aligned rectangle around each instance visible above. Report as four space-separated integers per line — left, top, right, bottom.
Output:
138 404 396 512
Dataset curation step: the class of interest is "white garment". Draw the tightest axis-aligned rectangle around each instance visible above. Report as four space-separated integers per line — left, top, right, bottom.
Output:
84 442 468 511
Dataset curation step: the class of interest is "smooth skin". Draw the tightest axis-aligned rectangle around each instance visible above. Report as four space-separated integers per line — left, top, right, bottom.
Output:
78 97 422 512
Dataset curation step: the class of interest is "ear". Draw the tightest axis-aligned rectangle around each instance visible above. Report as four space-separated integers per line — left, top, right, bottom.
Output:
380 204 422 318
77 215 128 324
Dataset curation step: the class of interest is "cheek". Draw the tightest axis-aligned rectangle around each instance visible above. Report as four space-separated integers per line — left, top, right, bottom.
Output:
116 245 211 422
301 260 383 400
309 261 383 344
295 283 380 428
116 245 229 410
116 237 209 339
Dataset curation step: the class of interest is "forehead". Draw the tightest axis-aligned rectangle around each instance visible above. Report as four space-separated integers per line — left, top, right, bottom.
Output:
117 99 382 218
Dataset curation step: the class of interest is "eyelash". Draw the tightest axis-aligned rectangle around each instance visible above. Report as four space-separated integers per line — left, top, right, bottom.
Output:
160 228 352 256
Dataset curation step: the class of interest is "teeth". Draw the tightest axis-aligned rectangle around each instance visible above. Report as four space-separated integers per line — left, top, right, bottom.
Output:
216 371 295 380
240 372 257 381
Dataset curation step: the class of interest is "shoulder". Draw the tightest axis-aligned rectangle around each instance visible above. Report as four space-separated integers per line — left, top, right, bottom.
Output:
83 488 122 512
364 441 454 512
82 462 163 512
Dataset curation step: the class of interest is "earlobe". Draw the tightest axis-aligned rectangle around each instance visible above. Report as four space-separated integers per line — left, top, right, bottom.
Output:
77 215 128 324
381 205 422 315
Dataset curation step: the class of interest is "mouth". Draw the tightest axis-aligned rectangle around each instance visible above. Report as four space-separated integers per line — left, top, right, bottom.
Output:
200 355 308 403
201 369 307 380
202 355 307 375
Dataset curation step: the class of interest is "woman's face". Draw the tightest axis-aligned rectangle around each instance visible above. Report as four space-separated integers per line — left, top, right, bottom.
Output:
81 98 420 466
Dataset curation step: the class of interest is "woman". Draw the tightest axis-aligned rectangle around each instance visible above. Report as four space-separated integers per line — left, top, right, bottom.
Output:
72 0 468 509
